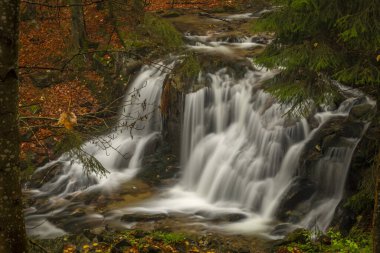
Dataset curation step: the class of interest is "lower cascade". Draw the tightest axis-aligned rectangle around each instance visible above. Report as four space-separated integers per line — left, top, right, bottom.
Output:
25 47 375 238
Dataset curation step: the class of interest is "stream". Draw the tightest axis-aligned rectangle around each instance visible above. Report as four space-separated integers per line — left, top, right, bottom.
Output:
25 11 375 244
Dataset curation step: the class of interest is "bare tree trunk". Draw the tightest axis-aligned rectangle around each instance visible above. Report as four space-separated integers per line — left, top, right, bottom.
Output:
70 0 88 50
0 1 28 253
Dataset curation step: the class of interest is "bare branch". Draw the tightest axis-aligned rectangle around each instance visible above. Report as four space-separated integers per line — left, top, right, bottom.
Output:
21 0 105 8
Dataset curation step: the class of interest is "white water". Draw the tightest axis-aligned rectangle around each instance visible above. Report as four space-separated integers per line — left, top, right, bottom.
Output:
185 34 265 55
25 63 171 236
124 67 372 236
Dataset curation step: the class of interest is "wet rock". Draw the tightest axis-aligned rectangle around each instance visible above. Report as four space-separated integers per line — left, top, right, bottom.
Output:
349 102 375 121
121 213 169 223
71 208 86 217
276 178 316 221
124 59 143 76
142 134 162 156
209 213 247 222
341 122 365 138
329 201 356 236
251 36 269 44
28 162 64 188
138 143 180 186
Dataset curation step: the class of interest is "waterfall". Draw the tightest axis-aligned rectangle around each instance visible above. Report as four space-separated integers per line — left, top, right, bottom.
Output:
25 63 171 237
26 37 374 238
176 69 372 234
126 66 373 236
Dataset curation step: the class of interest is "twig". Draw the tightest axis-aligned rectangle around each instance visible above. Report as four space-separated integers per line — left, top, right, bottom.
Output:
29 239 50 253
26 220 47 229
21 0 105 8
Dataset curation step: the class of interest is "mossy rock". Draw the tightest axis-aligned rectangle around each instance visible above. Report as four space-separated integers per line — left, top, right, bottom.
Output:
284 228 309 244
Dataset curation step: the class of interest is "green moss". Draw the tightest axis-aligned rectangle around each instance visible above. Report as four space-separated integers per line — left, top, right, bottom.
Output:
279 229 372 253
345 191 373 214
173 53 201 91
151 231 186 244
142 14 184 51
344 164 376 214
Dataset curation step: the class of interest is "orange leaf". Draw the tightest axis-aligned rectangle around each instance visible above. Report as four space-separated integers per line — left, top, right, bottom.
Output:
57 112 77 130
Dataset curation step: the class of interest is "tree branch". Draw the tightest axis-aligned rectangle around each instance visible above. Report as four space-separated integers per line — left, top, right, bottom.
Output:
21 0 105 8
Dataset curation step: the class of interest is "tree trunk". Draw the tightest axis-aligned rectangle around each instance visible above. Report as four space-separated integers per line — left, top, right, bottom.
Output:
0 1 28 253
70 0 88 50
374 159 380 253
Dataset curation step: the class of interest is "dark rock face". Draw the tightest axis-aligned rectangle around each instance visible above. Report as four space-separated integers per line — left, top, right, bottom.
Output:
329 201 356 236
120 213 169 223
275 178 316 222
161 79 184 157
275 96 376 226
137 142 180 185
194 211 248 223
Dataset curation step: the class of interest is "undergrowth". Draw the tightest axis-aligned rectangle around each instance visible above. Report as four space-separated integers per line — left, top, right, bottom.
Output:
279 229 372 253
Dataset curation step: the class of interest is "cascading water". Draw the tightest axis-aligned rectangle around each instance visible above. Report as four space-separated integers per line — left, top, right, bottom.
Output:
26 32 375 239
125 64 373 236
178 76 371 233
25 63 171 237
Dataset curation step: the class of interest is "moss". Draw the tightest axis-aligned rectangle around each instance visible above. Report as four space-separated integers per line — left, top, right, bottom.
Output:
142 14 184 51
277 229 372 253
173 53 201 91
344 189 374 215
20 151 37 182
151 231 186 244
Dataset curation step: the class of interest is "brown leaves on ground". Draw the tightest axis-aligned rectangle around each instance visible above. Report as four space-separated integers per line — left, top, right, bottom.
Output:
17 0 236 164
62 233 219 253
145 0 241 11
19 78 99 159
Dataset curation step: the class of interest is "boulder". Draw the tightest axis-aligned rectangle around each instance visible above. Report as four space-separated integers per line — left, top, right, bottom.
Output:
120 213 168 223
276 178 316 221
